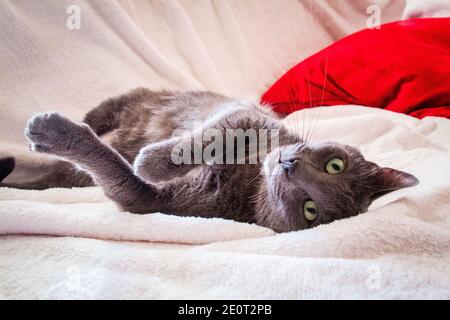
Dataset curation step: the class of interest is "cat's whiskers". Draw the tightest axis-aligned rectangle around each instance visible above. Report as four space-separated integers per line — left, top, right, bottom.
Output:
306 56 328 145
307 64 315 145
300 55 329 146
246 170 262 186
288 75 305 143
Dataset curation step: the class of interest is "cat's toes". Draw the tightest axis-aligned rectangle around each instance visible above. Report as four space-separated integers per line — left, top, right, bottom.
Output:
25 112 88 155
25 112 66 152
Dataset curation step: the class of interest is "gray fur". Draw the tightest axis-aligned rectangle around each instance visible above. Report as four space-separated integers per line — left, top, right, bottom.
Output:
1 89 419 232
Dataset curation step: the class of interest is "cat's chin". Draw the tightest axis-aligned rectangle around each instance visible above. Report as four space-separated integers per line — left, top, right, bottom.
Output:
254 174 293 233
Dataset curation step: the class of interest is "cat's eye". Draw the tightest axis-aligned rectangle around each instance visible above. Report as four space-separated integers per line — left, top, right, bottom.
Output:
325 158 345 175
303 200 318 221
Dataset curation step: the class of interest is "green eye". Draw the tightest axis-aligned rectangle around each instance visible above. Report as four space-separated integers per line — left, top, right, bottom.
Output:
325 158 345 174
303 200 318 221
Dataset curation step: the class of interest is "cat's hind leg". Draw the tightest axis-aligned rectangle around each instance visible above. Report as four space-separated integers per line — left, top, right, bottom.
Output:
0 159 94 190
0 156 94 189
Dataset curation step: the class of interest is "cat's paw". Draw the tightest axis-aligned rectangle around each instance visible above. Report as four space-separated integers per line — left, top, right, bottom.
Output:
25 112 92 155
134 140 188 183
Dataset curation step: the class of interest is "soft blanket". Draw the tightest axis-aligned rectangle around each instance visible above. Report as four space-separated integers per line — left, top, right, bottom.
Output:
1 106 450 299
1 0 449 299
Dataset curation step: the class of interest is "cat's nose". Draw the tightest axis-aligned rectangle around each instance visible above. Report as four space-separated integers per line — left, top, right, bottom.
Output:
280 158 298 174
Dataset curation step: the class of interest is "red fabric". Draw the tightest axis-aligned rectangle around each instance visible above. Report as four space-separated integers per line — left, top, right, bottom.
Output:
261 18 450 119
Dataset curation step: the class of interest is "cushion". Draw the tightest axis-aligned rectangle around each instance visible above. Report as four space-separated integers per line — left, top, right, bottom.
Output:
261 18 450 119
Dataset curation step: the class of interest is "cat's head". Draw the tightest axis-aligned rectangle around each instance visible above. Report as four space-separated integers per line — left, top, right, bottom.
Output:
257 142 419 232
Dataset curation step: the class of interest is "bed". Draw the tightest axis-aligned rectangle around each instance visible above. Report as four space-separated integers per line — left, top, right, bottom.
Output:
0 0 449 299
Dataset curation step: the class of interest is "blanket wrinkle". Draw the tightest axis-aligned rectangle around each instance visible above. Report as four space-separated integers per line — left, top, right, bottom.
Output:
2 106 450 299
2 0 450 299
89 0 203 89
159 0 225 90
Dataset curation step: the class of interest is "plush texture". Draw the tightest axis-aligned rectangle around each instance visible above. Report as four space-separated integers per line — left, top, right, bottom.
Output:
1 106 450 299
2 0 450 299
261 18 450 119
403 0 450 19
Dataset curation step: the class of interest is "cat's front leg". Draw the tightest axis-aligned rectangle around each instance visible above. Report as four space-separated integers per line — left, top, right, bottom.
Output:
25 112 164 213
134 137 200 184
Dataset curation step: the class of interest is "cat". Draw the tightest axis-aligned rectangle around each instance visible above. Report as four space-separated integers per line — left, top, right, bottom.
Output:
0 88 419 232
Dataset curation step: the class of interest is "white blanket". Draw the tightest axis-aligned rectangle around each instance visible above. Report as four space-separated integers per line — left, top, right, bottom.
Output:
1 106 449 299
403 0 450 19
1 0 450 299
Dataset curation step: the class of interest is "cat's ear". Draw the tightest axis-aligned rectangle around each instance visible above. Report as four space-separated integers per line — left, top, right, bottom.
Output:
369 166 419 201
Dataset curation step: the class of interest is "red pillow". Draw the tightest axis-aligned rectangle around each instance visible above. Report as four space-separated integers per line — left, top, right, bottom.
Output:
261 18 450 119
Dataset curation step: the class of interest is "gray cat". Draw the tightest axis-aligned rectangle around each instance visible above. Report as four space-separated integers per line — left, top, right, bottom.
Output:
0 89 419 232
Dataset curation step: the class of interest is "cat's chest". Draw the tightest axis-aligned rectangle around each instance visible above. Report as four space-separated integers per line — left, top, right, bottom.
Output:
197 164 260 187
195 165 261 213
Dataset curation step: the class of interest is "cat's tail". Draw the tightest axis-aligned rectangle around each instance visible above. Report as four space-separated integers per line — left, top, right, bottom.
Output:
0 157 15 183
